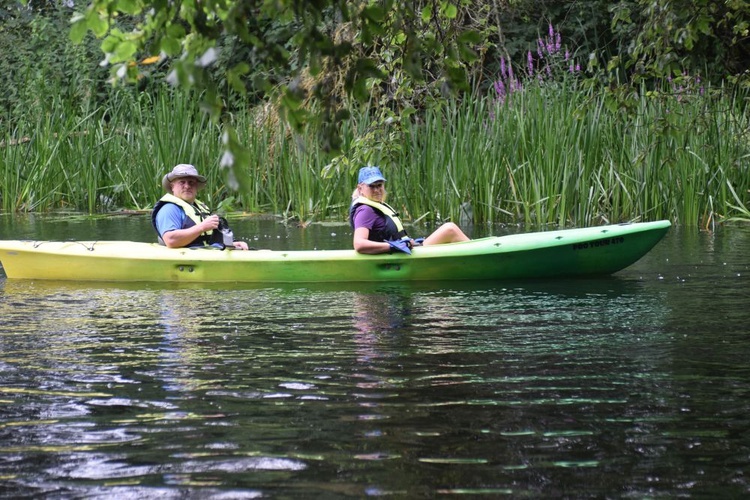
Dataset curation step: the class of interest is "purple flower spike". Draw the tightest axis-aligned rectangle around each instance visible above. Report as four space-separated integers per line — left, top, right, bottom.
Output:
528 51 534 75
494 79 506 97
494 79 507 105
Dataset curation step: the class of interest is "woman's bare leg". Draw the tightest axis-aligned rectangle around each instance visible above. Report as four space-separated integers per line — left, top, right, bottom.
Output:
422 223 470 245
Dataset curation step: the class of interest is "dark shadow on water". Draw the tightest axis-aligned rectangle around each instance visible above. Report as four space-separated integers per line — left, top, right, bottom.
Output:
0 274 652 299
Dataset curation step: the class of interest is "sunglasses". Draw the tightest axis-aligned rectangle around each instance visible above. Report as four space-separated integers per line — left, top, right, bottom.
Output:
367 182 385 189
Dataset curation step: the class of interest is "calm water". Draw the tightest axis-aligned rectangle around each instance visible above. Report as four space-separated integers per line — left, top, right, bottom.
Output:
1 214 749 498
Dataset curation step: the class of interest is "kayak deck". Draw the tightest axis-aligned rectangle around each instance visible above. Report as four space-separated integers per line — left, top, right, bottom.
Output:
0 221 671 283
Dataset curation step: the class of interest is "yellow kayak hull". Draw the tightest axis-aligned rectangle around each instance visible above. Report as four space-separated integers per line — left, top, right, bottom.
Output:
0 221 671 283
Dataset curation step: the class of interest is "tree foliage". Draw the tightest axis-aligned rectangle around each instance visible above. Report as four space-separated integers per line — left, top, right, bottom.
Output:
5 0 750 194
63 0 484 172
0 1 105 119
610 0 750 87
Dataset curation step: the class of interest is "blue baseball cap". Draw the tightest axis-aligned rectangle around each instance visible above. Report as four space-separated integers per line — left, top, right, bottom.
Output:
358 166 386 185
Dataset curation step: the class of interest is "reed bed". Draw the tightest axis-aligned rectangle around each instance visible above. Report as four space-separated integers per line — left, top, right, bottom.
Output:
1 81 748 228
359 82 750 228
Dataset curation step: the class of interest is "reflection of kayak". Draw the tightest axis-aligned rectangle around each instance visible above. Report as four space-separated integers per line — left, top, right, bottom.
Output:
0 221 670 283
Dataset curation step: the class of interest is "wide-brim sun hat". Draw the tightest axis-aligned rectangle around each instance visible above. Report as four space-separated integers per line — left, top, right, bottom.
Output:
358 166 386 185
162 164 207 193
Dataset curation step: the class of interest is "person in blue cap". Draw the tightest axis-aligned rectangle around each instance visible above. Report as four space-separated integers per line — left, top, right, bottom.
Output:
349 166 470 254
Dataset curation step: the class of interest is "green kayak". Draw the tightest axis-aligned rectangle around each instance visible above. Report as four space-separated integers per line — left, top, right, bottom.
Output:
0 220 670 283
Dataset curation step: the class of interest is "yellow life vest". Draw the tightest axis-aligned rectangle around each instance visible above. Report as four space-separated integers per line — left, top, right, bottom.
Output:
349 196 408 240
152 193 215 246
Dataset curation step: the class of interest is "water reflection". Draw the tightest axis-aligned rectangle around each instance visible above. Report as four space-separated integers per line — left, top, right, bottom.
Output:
1 282 323 494
155 290 238 395
340 277 677 491
352 287 414 362
3 218 750 496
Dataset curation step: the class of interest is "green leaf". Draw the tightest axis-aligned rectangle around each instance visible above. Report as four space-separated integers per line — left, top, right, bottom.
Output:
115 0 141 15
362 5 386 23
457 30 483 45
161 35 182 56
696 15 712 35
456 30 482 63
219 125 252 192
281 86 304 111
167 23 186 39
444 65 468 91
70 16 88 43
440 2 457 19
458 44 478 63
101 31 122 53
227 63 250 94
86 11 109 37
114 41 138 62
401 107 417 118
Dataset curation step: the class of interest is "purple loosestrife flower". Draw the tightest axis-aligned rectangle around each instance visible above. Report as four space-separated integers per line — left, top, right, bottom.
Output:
494 79 507 104
527 51 534 75
547 24 555 53
490 23 581 121
542 25 561 55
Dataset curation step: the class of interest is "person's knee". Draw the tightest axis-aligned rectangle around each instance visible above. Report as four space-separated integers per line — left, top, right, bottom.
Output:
443 222 460 236
443 222 469 241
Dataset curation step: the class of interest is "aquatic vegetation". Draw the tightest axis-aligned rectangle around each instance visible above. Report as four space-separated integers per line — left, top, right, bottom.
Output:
0 74 748 228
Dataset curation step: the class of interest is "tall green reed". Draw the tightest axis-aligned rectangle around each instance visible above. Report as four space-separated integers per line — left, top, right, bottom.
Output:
1 75 748 229
1 88 73 212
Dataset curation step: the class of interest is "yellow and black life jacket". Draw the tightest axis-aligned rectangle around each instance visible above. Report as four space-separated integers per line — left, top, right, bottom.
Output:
349 196 408 242
152 193 218 247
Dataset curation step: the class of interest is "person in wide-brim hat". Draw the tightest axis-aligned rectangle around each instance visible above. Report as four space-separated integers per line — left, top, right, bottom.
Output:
152 163 249 250
161 164 207 194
